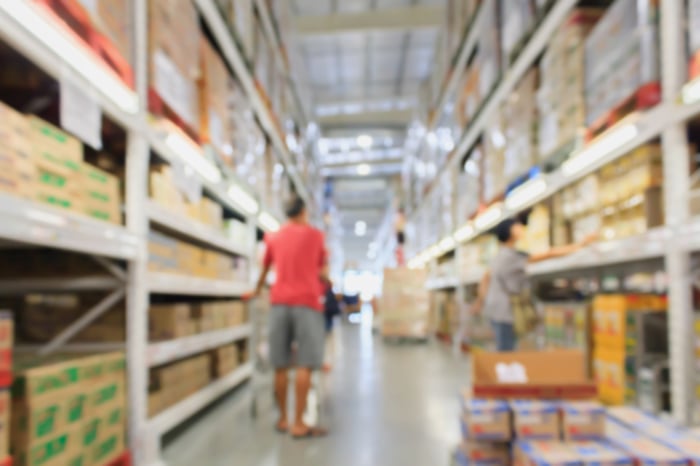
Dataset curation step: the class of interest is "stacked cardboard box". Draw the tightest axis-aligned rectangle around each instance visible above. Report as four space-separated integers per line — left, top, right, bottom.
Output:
520 203 550 255
76 0 131 65
149 354 211 417
500 0 536 66
538 9 601 158
148 230 249 281
81 163 122 224
501 69 538 183
483 111 507 202
210 344 240 378
542 302 591 354
0 102 35 199
584 0 659 127
445 0 481 62
199 38 231 157
380 268 430 338
148 0 200 132
592 294 667 405
150 301 248 341
12 352 127 466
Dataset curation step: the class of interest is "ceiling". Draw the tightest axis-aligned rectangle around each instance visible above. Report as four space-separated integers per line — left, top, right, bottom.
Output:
289 0 445 267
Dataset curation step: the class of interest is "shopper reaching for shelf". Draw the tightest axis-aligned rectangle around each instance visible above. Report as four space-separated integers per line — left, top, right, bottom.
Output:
252 196 329 439
471 217 597 351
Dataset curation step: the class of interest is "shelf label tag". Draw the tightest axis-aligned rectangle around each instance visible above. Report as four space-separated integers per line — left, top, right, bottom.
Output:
60 79 102 150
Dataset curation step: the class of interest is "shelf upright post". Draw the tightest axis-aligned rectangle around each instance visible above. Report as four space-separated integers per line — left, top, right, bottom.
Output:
126 0 160 464
660 0 695 424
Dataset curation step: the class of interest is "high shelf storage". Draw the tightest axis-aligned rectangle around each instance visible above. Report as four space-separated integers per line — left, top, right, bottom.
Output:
406 0 700 425
0 1 314 465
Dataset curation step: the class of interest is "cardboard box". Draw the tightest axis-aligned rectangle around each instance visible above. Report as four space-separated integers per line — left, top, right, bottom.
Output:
608 434 688 466
510 400 560 440
517 441 582 466
455 440 510 465
461 397 511 441
567 441 634 466
0 391 8 459
561 401 606 441
149 303 194 340
472 350 597 399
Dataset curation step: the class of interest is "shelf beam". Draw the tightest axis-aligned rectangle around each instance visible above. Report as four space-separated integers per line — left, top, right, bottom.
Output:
293 5 444 35
318 109 414 128
148 324 252 367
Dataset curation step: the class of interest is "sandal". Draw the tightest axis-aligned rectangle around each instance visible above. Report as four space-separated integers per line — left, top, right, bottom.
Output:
291 426 328 439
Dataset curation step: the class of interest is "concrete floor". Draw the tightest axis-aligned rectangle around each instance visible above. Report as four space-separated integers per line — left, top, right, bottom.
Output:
163 317 469 466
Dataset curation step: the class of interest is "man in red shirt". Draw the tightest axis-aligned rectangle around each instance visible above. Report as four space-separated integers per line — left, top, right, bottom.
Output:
253 196 327 438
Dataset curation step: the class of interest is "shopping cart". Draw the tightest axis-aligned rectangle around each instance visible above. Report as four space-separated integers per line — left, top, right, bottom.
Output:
248 295 325 427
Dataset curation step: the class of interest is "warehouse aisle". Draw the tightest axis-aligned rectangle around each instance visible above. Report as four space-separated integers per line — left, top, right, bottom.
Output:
163 317 469 466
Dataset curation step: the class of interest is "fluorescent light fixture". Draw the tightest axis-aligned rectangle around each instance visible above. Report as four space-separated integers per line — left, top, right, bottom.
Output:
357 164 371 176
439 236 456 252
505 178 547 211
166 132 222 184
682 77 700 105
475 204 503 230
354 221 367 237
0 2 139 114
562 123 639 177
228 184 259 215
454 223 475 243
357 134 373 149
259 211 280 232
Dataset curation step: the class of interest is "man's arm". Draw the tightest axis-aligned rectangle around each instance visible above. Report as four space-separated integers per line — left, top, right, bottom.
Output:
528 233 598 263
253 262 271 297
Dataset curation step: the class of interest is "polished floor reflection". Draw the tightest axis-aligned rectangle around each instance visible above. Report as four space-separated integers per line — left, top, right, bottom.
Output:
163 316 469 466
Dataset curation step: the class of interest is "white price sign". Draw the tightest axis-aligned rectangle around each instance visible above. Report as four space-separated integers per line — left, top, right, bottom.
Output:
60 79 102 150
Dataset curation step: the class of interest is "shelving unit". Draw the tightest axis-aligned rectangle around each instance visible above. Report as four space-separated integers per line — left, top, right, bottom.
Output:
407 0 700 425
0 1 315 465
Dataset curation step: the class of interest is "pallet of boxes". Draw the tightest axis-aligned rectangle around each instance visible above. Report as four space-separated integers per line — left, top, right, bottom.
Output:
456 349 700 465
380 268 430 342
12 352 128 466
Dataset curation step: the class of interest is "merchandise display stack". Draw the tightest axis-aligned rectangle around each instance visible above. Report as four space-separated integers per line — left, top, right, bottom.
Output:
381 268 431 340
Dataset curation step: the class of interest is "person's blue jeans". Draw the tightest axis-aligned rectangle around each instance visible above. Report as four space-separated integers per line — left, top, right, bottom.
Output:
491 321 516 351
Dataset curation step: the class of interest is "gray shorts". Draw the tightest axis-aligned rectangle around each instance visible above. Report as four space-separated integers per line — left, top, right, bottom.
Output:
269 305 325 369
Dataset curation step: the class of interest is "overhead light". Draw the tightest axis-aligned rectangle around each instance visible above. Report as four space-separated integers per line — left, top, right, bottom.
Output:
228 184 259 215
357 134 373 149
682 77 700 105
562 123 639 177
438 236 456 252
454 223 475 243
166 132 222 184
259 211 280 232
505 178 547 211
354 221 367 237
0 2 139 115
357 164 371 176
475 204 503 230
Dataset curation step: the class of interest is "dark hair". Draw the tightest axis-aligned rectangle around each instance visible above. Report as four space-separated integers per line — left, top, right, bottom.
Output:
494 218 518 243
284 197 306 218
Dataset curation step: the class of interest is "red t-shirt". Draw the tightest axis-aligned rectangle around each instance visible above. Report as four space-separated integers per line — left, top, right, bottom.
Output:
263 223 326 311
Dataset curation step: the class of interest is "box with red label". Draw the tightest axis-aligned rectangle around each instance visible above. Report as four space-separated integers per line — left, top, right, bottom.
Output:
0 313 12 388
516 441 581 466
455 440 510 466
510 400 560 440
607 427 688 466
461 397 511 441
561 401 606 441
568 441 634 466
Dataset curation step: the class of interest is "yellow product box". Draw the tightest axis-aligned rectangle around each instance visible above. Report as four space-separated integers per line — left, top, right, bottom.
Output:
593 348 627 405
592 294 666 349
27 116 83 168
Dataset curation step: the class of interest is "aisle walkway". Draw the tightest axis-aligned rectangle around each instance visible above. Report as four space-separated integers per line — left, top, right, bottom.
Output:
163 318 469 466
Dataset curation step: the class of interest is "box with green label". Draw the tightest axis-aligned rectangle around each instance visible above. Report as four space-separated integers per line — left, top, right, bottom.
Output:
80 163 122 225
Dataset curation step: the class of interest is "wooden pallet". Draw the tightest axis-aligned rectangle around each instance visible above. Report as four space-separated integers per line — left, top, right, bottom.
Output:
32 0 133 87
586 81 661 141
148 88 201 145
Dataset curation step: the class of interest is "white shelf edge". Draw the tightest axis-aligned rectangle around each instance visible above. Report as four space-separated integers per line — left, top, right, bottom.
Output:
147 201 248 256
148 324 252 367
194 0 311 206
149 362 253 436
147 272 250 297
0 193 140 260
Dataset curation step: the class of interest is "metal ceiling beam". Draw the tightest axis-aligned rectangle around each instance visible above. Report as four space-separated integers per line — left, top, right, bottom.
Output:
294 5 443 35
319 109 414 128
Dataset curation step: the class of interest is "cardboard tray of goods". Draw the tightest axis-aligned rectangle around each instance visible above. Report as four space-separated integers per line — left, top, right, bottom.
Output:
472 349 597 399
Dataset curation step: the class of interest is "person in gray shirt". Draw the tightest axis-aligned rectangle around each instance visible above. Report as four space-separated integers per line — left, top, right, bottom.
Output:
472 217 595 351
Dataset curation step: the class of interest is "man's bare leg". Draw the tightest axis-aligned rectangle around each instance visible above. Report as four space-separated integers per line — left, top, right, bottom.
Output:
274 368 288 431
290 368 327 437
